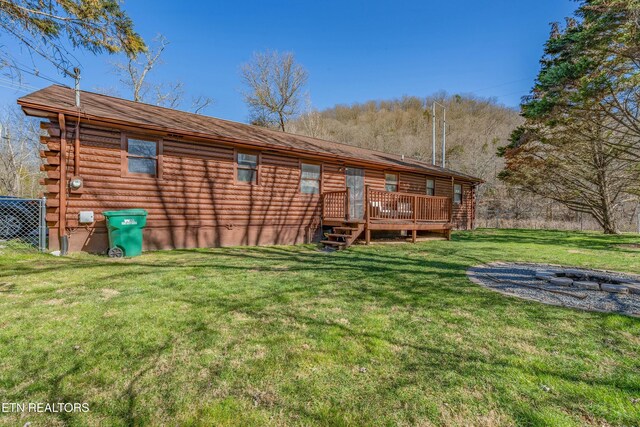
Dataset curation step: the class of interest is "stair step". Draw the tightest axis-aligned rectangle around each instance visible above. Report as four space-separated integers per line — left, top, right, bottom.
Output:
333 227 359 232
321 240 347 246
327 234 351 241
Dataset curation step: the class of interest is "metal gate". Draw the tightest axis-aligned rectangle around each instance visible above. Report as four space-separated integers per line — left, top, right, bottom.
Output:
0 196 47 252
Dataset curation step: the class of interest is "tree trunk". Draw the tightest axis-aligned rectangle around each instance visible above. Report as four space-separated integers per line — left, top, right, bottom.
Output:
598 208 619 234
593 141 619 234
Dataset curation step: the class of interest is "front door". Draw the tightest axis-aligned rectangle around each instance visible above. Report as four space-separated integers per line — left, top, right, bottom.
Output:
346 167 365 220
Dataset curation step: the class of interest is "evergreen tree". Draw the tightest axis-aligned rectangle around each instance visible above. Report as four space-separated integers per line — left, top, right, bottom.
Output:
499 0 640 234
0 0 145 77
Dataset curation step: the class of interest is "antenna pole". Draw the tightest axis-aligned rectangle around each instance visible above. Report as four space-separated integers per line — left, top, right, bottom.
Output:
73 67 81 108
432 102 436 165
442 107 446 168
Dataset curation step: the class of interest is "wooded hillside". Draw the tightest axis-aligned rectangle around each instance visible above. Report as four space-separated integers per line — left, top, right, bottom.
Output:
288 94 640 231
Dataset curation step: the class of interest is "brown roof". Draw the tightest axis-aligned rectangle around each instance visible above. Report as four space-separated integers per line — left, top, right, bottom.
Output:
18 85 481 182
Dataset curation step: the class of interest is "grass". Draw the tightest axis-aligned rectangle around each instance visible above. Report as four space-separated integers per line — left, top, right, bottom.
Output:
0 228 639 426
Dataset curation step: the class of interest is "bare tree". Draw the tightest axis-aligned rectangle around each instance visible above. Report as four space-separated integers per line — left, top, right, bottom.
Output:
112 34 214 113
501 112 640 234
240 50 308 131
0 107 41 197
114 34 168 103
153 81 184 110
191 95 214 115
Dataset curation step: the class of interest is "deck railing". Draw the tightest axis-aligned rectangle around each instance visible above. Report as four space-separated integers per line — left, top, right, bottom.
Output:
321 187 451 223
367 189 451 222
322 189 350 221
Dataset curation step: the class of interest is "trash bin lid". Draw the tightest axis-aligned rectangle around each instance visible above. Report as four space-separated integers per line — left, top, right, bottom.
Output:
102 209 148 217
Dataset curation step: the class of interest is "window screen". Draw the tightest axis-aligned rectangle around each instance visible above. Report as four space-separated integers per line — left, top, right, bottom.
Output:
127 138 157 176
301 163 321 194
385 173 398 192
454 184 463 204
426 179 435 196
237 152 258 183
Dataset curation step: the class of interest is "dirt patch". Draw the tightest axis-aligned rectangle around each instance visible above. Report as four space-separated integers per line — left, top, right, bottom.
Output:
101 288 120 299
615 244 640 250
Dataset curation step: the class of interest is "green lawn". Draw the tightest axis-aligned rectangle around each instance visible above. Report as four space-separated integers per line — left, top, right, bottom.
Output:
1 229 639 426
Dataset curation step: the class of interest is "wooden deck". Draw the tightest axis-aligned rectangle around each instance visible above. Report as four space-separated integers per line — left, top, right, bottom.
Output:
321 188 452 249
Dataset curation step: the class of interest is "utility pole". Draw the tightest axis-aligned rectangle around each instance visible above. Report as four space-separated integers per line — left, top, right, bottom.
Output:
73 67 81 108
432 103 436 165
442 107 446 168
432 101 447 168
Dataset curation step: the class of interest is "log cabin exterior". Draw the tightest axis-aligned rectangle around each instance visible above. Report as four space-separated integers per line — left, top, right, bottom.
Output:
18 85 481 253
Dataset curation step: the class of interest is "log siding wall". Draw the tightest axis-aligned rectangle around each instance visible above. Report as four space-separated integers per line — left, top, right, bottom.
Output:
40 119 476 252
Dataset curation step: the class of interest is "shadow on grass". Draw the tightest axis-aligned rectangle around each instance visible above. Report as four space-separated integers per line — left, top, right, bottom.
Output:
1 230 639 425
457 228 640 252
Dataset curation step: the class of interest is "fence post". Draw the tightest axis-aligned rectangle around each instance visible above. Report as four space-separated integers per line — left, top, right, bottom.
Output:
39 197 47 252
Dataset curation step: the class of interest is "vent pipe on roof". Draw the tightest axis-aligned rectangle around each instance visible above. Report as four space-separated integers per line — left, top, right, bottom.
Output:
73 67 81 108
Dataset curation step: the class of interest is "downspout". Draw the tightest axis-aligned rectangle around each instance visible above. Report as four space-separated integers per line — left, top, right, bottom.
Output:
73 67 81 176
58 113 68 255
74 120 80 175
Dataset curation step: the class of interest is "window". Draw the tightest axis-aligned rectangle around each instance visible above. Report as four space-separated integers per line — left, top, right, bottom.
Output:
426 179 435 196
237 152 258 183
301 163 321 194
385 173 398 192
127 138 158 176
454 184 463 204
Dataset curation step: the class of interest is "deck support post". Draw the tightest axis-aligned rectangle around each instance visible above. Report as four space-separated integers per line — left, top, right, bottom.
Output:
345 187 350 222
365 185 370 245
412 194 417 243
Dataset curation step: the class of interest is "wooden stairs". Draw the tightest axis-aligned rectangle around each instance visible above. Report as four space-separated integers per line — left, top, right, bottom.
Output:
320 222 365 250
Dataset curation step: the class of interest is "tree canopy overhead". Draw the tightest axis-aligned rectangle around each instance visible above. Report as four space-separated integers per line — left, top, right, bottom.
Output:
0 0 145 77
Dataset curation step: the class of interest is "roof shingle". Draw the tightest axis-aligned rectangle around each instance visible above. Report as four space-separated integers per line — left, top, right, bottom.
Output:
18 85 481 182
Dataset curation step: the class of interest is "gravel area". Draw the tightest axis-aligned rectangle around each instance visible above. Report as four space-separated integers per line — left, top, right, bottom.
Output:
467 262 640 317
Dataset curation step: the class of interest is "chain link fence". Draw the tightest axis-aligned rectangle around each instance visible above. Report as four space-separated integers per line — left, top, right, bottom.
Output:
0 196 46 252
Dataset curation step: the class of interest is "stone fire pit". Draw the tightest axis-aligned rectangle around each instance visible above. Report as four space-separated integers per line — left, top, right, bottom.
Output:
467 262 640 317
535 268 640 294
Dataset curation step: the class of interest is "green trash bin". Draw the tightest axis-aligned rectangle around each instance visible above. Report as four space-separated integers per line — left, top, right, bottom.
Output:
102 209 148 258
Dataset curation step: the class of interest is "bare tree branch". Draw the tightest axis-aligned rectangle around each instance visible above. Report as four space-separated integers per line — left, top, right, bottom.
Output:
240 50 308 131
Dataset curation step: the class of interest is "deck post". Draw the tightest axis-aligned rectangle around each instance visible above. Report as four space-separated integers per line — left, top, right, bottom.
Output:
450 177 454 224
345 187 350 222
412 194 418 243
365 185 370 244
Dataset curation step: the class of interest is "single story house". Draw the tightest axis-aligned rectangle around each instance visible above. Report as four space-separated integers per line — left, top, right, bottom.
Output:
18 85 481 253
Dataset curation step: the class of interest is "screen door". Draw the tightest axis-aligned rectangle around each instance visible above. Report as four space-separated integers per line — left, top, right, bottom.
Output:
346 167 365 220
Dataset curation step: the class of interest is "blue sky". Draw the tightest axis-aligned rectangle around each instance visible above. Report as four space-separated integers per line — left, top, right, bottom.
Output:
1 0 577 122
